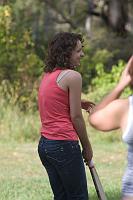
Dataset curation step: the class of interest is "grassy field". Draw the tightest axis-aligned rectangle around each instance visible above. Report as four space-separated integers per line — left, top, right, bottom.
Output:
0 126 127 200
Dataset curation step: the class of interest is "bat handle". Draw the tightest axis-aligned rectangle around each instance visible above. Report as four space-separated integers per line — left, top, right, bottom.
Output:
89 160 94 168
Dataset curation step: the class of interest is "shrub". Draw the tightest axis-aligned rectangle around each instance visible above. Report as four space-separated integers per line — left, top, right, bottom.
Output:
0 5 44 111
88 60 132 102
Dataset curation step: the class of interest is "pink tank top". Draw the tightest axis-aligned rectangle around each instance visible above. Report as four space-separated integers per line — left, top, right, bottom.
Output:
38 69 78 141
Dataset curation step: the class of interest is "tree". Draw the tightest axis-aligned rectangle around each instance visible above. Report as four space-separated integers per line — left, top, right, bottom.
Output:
0 5 43 109
86 0 129 36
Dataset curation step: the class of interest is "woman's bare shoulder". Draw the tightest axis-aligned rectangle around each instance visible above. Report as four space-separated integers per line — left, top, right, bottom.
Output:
65 70 82 86
110 98 128 109
67 70 81 78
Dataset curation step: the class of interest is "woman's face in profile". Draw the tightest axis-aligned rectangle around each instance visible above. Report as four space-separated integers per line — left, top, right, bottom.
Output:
69 40 84 68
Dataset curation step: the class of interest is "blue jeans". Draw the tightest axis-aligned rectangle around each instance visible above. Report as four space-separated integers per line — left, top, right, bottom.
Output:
38 136 89 200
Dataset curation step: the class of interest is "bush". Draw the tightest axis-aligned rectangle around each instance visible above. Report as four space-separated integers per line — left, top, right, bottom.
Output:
0 5 44 111
78 43 113 92
78 32 133 93
88 60 132 102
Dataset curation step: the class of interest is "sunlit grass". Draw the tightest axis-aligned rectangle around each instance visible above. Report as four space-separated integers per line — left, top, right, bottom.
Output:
0 97 40 142
0 98 127 199
0 132 126 200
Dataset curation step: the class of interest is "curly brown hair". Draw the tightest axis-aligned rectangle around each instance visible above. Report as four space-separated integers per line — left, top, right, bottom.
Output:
44 32 83 72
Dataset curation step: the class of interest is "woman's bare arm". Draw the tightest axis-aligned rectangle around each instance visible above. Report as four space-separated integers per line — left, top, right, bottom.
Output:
65 70 93 164
89 99 128 131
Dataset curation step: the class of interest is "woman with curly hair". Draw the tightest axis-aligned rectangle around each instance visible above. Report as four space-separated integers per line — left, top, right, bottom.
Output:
38 32 93 200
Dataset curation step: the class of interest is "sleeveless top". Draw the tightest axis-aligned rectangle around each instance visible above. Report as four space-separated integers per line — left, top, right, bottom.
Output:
38 69 78 141
122 95 133 147
122 95 133 195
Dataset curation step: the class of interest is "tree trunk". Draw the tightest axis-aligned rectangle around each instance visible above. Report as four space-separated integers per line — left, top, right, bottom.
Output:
108 0 128 35
0 0 8 5
85 0 97 37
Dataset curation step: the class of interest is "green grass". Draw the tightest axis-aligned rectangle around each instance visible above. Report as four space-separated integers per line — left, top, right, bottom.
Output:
0 142 52 200
0 99 127 199
0 129 127 200
0 97 40 142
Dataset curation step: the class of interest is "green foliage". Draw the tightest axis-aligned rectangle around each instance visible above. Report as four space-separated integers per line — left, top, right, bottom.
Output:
0 5 44 110
0 5 43 81
78 30 133 93
88 31 133 70
0 2 133 110
89 60 132 102
78 43 114 92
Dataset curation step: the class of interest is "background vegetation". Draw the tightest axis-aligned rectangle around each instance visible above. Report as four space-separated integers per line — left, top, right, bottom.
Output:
0 0 133 113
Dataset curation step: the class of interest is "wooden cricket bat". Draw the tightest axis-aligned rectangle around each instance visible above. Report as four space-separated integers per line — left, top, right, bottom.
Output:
89 161 107 200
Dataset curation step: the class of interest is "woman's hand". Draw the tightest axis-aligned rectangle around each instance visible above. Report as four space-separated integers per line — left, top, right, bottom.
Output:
118 55 133 89
82 147 93 166
81 100 95 113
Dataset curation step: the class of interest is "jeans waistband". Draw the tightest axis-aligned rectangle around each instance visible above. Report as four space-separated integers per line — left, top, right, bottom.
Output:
40 135 79 144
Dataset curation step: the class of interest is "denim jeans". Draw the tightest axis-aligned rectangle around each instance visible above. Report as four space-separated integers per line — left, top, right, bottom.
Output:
38 136 89 200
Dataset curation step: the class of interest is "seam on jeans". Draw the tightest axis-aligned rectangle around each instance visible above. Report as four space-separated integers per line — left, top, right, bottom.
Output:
47 155 66 163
